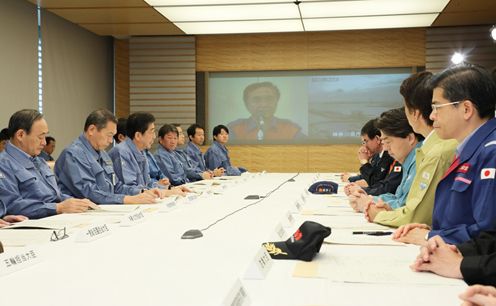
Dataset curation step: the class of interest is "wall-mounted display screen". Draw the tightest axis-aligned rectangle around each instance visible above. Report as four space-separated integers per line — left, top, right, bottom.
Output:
207 68 412 144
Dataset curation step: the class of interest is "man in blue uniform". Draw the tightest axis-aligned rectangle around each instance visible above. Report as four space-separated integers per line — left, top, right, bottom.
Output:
185 124 224 177
108 112 186 197
55 109 165 205
144 149 170 186
155 124 212 186
174 124 213 181
115 117 169 187
205 125 246 176
0 109 93 219
395 64 496 245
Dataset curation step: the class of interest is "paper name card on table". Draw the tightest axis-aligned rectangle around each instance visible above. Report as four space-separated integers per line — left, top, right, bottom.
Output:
119 209 146 227
158 199 177 213
0 247 42 277
300 193 307 204
222 279 251 306
187 193 198 202
243 246 273 280
291 200 304 214
75 224 111 243
274 223 288 240
281 211 296 228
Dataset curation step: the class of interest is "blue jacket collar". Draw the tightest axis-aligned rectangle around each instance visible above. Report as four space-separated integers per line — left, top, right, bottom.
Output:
124 138 145 162
5 142 36 169
78 134 101 161
459 118 496 162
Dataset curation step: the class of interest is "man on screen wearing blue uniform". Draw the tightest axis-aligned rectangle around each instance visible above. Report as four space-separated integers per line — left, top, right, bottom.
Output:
0 109 93 219
395 64 496 245
55 109 163 205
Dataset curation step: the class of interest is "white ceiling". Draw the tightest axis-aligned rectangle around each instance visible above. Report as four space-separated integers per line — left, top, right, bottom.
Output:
145 0 451 34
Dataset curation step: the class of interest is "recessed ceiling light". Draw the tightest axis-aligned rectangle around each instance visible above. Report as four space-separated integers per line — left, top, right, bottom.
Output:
451 52 465 65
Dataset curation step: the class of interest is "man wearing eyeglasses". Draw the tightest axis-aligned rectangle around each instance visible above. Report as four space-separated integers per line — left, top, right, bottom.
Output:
394 64 496 246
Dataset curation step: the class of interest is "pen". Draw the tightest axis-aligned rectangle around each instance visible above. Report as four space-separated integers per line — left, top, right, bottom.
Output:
352 231 393 236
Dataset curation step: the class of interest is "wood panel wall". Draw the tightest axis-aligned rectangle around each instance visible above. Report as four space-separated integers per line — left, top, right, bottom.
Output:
196 28 425 71
129 36 196 131
426 25 496 72
226 144 360 173
115 29 428 173
114 38 129 118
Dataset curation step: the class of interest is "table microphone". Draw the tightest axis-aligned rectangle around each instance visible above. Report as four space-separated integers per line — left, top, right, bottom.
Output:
181 229 203 239
180 173 300 240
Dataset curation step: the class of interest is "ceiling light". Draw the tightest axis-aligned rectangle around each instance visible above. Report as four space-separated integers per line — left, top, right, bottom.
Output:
300 0 449 18
145 0 290 5
304 14 439 32
154 3 299 22
174 19 303 35
451 52 465 65
491 25 496 41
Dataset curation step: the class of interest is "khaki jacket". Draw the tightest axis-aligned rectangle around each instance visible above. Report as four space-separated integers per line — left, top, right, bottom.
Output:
373 131 457 227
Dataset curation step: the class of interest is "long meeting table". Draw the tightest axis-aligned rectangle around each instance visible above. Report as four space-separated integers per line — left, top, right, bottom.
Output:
0 173 466 305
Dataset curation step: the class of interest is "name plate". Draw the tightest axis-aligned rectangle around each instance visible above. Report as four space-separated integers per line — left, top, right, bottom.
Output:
0 248 42 277
295 200 303 212
301 192 309 202
281 211 295 228
76 224 111 243
244 246 273 280
223 279 251 306
120 209 146 227
158 199 177 213
275 223 287 239
187 193 198 202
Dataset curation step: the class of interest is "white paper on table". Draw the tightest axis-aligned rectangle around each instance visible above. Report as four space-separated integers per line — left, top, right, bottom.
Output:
3 219 70 230
0 230 54 247
324 231 404 246
293 252 464 286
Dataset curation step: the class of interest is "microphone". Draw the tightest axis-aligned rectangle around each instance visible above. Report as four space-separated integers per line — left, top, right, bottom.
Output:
257 116 264 141
180 173 300 240
181 229 203 239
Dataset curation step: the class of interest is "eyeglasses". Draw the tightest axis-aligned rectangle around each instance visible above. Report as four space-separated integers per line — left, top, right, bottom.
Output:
431 101 461 112
50 227 68 242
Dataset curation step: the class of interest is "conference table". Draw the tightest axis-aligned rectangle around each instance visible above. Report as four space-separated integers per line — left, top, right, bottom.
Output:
0 173 466 306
